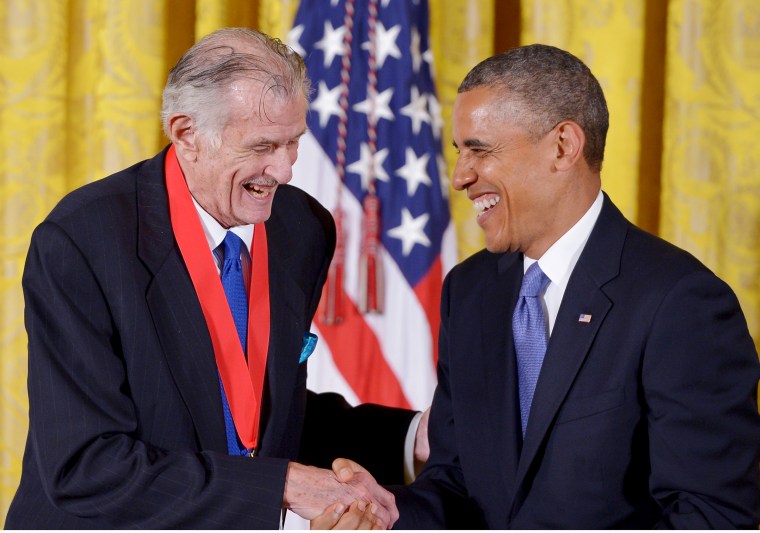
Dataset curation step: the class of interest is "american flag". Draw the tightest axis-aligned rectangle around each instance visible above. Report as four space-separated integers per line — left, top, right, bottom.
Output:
288 0 457 412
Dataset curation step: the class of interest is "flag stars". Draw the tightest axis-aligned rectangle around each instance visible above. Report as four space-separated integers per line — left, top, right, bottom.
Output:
287 24 305 58
396 147 431 196
314 20 347 67
423 48 434 69
437 154 450 199
400 86 431 135
410 27 423 72
388 208 431 256
428 94 444 139
353 87 395 123
311 81 343 128
346 143 390 191
362 22 402 68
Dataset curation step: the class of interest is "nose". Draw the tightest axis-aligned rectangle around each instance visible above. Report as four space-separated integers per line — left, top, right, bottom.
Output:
266 145 297 184
451 157 475 191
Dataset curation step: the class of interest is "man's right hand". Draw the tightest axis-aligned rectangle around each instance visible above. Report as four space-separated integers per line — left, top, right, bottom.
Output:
310 500 383 530
283 460 398 529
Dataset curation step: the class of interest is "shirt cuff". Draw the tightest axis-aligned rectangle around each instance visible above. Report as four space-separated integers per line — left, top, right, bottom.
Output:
403 411 424 484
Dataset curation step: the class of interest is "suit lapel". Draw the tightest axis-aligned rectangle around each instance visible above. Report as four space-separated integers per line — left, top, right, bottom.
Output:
137 148 227 453
138 155 311 456
476 253 523 506
515 268 612 471
256 214 306 452
510 195 628 514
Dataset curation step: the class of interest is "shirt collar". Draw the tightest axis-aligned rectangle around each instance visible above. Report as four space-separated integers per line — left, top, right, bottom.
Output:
526 189 604 289
191 196 254 255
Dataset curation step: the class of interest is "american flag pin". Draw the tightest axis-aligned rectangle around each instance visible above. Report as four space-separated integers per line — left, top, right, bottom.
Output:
578 314 592 323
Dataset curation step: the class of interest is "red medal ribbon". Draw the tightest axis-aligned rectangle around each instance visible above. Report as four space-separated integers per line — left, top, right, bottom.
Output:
164 145 270 451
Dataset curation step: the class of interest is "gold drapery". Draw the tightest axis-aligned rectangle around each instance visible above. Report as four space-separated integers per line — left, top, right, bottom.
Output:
1 0 758 521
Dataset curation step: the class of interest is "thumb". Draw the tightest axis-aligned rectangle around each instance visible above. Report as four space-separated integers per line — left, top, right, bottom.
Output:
332 457 363 483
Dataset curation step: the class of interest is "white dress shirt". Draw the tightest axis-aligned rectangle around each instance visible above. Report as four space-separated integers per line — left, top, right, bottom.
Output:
523 190 604 337
192 198 254 287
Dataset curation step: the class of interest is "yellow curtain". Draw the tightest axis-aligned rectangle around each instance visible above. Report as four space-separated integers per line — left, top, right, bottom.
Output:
1 0 758 522
522 0 649 228
659 0 760 366
0 0 186 518
429 0 495 260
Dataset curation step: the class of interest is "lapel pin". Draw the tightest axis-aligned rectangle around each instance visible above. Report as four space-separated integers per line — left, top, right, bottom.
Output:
578 313 592 323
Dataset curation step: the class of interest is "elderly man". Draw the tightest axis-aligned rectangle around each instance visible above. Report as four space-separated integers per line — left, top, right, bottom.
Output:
319 43 760 529
6 28 423 529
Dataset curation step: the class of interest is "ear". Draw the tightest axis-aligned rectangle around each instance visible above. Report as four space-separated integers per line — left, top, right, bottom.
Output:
167 114 199 163
553 121 585 171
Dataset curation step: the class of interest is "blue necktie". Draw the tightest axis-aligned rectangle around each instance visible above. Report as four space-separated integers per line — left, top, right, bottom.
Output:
218 231 249 455
220 232 248 351
512 262 550 437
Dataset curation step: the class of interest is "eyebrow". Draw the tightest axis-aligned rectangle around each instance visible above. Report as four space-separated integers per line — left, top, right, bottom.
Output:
249 128 308 146
452 138 489 150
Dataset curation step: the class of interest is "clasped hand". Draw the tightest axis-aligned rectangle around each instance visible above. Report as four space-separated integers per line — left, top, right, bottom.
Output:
284 459 397 529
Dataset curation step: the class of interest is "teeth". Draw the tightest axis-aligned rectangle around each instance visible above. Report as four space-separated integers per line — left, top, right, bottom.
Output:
243 183 273 198
473 196 500 216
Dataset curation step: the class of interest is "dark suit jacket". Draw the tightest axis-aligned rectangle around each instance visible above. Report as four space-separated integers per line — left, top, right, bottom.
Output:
391 195 760 529
6 147 415 529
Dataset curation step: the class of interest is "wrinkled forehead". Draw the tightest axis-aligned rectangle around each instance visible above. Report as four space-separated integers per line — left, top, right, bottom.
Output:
222 87 307 135
223 77 304 118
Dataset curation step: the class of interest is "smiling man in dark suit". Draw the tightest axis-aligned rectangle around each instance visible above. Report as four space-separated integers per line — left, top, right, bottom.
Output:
4 27 426 529
320 44 760 529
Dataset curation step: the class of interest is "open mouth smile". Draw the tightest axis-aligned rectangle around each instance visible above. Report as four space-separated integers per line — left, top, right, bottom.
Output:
473 194 501 218
243 180 277 199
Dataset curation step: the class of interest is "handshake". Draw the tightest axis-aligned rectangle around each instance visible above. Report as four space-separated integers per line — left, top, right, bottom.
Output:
284 407 430 529
284 458 397 529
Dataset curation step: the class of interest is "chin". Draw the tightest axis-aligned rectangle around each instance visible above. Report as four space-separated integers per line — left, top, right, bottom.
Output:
241 209 273 225
485 243 507 254
244 217 271 226
484 235 510 254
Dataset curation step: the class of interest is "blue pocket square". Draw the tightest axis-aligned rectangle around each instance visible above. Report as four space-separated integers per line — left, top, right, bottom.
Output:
300 333 318 364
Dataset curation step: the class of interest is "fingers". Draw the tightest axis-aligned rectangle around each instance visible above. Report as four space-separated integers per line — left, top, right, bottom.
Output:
344 501 378 530
347 501 384 530
310 501 385 530
326 459 399 528
310 502 347 530
339 468 398 528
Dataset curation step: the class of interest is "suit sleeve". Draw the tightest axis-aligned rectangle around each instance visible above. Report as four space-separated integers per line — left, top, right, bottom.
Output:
643 270 760 529
20 221 287 529
388 272 486 529
293 189 420 486
300 391 417 485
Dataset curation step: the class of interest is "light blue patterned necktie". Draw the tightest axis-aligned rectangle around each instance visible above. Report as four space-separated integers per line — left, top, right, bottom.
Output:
218 231 249 455
512 262 550 437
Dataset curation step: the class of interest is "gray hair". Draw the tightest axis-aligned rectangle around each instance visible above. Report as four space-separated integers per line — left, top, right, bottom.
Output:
161 27 311 148
458 44 609 172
